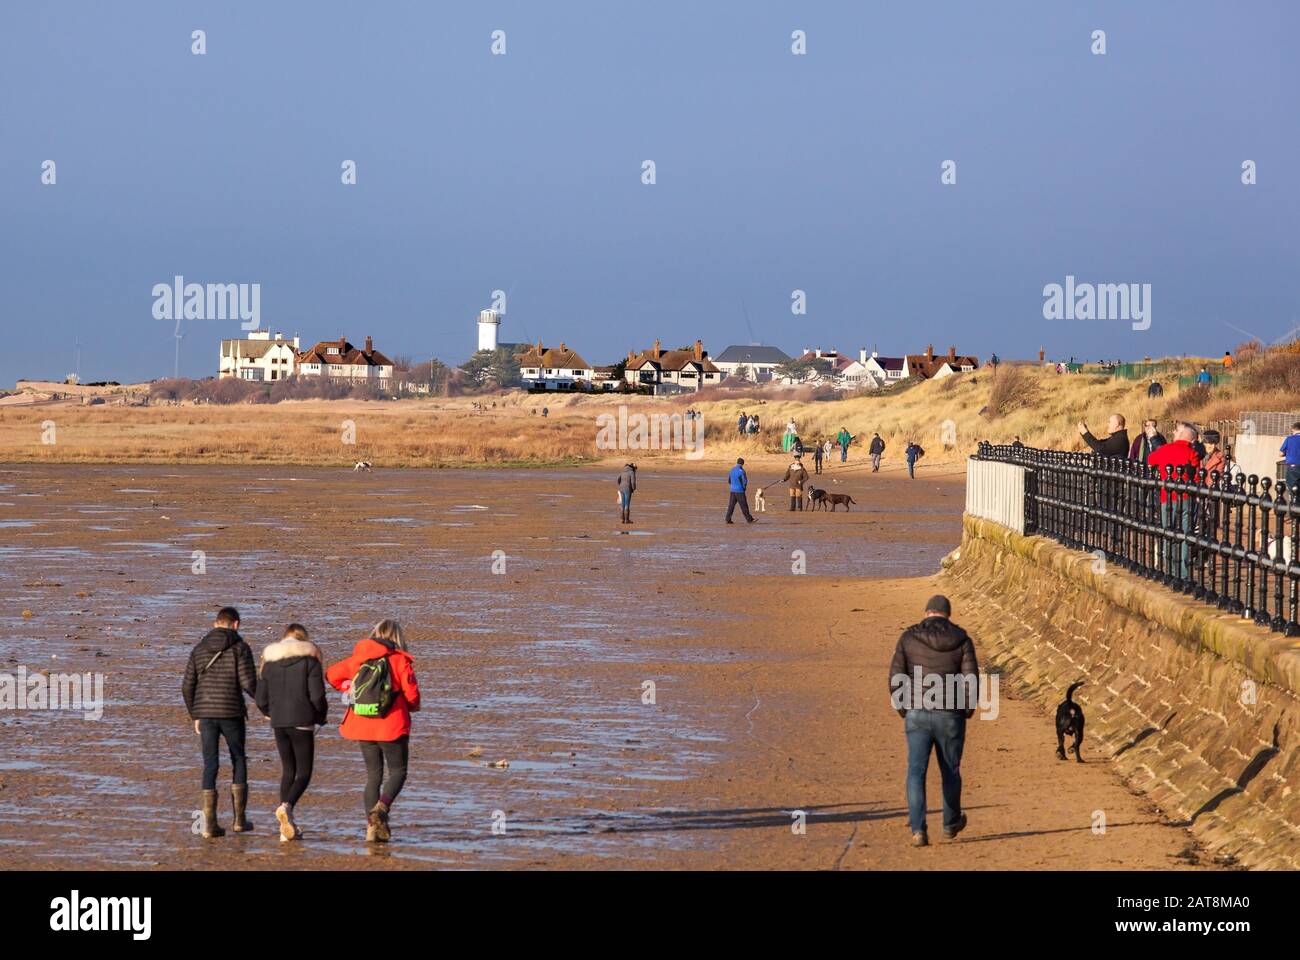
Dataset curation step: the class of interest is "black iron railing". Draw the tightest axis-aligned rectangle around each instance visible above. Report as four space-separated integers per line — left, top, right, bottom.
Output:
973 441 1300 636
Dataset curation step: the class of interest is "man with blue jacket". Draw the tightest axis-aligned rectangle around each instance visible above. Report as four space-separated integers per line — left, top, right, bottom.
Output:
725 457 756 524
1281 422 1300 493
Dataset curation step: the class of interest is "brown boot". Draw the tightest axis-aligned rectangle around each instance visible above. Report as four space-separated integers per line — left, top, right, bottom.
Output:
230 784 254 833
368 801 391 842
201 789 224 839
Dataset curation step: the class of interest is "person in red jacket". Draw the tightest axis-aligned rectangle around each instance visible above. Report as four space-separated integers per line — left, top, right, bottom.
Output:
1147 422 1203 579
325 620 420 843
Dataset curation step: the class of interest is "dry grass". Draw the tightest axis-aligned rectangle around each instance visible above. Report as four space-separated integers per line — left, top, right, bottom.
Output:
3 352 1294 467
985 366 1041 419
0 396 600 467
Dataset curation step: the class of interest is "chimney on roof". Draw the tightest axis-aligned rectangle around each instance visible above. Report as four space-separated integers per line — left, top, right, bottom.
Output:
815 348 822 358
871 350 879 359
859 348 867 364
653 338 662 359
693 339 702 361
925 344 934 360
293 335 300 350
948 345 956 360
1039 346 1045 364
339 336 347 349
365 336 373 354
274 330 282 341
560 342 567 352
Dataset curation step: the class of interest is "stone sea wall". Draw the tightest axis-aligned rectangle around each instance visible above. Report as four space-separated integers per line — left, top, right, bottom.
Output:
944 514 1300 869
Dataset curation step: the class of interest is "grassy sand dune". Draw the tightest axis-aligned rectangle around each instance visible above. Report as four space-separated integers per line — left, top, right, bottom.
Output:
0 360 1270 467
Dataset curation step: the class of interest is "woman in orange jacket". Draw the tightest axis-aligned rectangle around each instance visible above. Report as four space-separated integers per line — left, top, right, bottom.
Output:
325 620 420 842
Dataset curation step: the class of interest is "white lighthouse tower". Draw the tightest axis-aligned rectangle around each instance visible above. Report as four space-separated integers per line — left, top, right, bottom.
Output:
477 309 501 352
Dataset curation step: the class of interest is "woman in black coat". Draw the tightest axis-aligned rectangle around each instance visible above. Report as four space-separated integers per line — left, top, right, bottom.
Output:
255 624 328 842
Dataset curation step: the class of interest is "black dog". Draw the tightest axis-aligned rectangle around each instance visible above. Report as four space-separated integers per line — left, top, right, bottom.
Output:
1055 681 1085 762
806 487 829 511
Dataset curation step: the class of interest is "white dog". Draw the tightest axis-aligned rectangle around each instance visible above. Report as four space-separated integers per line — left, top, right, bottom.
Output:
353 460 372 472
753 486 767 512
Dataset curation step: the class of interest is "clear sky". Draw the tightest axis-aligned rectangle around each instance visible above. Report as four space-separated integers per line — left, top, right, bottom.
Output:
2 1 1296 384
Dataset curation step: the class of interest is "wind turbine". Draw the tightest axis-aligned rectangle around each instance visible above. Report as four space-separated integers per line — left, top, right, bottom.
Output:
173 316 185 379
740 296 757 345
1219 315 1300 348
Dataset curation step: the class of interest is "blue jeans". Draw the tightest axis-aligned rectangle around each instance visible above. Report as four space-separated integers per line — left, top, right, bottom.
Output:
1287 464 1300 495
200 717 247 789
840 443 848 462
1160 500 1195 580
904 709 966 834
907 459 916 478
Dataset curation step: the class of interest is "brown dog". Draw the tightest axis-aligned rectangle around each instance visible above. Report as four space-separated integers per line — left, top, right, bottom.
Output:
824 492 857 511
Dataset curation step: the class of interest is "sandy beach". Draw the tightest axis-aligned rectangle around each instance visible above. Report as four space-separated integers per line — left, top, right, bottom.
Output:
0 457 1214 869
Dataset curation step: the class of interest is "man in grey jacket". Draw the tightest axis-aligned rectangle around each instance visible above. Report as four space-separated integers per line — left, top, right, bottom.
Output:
887 595 978 847
617 462 637 524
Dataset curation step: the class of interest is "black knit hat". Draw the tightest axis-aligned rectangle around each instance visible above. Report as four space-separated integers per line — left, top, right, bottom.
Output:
925 594 952 616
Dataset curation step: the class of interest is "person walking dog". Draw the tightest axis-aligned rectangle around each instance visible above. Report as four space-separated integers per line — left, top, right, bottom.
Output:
888 595 978 847
781 454 810 511
182 606 258 839
326 620 421 843
725 457 756 524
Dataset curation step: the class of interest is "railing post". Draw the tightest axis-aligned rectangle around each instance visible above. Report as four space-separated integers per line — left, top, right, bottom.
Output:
1230 473 1247 615
1244 475 1260 621
1217 469 1233 609
1286 481 1300 637
1191 467 1207 601
1272 480 1288 632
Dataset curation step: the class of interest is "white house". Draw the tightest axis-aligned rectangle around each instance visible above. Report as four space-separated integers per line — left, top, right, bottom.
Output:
624 340 722 393
864 351 909 383
713 344 791 382
516 342 595 389
219 330 300 381
296 336 395 385
833 350 883 390
591 365 622 391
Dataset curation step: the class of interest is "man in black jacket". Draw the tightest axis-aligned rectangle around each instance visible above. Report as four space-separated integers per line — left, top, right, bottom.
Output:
182 606 257 839
1077 413 1130 458
888 595 978 847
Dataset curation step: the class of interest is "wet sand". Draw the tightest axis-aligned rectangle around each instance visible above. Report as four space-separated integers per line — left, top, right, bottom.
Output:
0 458 1211 869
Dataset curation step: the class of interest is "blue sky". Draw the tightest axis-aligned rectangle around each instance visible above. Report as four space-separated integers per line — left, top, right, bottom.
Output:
2 1 1296 384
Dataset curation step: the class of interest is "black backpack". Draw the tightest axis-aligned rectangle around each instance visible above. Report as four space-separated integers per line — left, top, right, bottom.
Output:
351 648 396 719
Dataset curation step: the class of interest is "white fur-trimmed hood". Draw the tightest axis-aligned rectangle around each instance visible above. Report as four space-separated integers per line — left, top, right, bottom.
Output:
261 637 322 664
